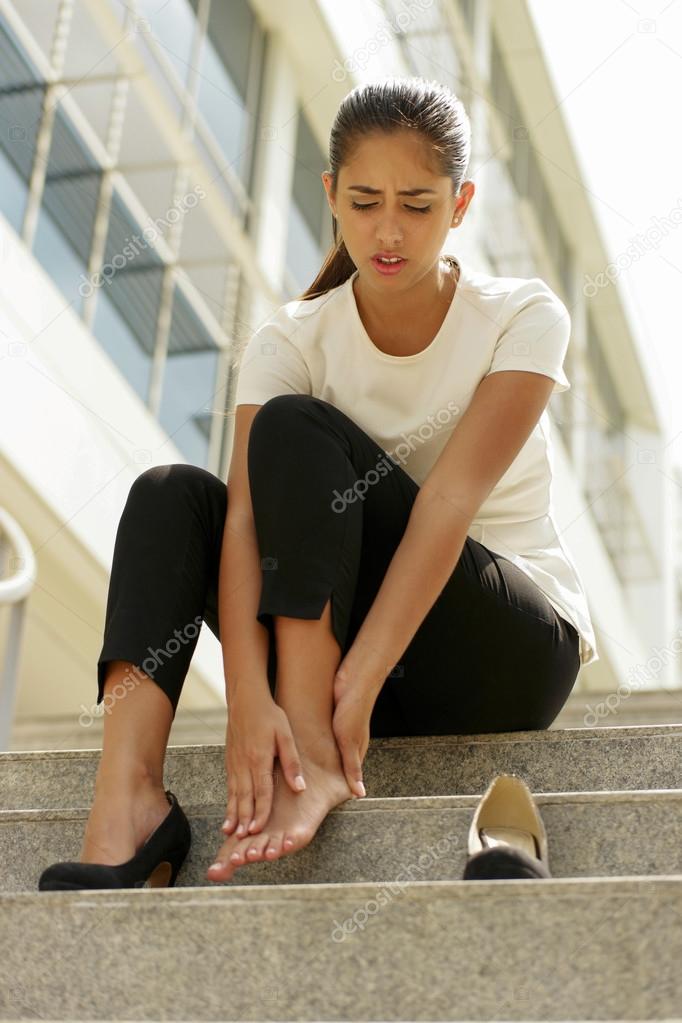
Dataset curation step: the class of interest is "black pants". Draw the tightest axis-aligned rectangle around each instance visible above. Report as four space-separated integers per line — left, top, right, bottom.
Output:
96 395 580 736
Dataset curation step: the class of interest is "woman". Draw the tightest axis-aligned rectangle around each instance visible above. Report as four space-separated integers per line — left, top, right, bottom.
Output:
39 76 597 892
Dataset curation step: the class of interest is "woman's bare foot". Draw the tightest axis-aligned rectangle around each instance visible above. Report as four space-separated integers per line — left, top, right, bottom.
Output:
207 736 355 882
79 775 173 865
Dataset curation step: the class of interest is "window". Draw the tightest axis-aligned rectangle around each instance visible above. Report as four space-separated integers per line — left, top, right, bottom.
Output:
0 19 44 233
134 0 198 86
285 108 333 291
192 0 263 190
33 106 102 316
159 282 220 467
91 189 163 401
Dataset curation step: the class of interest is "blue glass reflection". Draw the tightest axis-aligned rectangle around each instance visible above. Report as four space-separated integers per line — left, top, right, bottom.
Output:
33 202 87 316
92 288 152 403
0 145 27 234
159 283 220 467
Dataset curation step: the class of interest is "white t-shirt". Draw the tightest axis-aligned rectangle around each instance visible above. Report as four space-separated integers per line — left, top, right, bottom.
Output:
235 257 599 667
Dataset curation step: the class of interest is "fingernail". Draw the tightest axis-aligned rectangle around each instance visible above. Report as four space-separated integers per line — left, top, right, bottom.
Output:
294 775 306 791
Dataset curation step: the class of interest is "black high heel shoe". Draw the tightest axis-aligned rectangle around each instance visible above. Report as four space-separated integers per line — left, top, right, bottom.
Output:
38 789 191 891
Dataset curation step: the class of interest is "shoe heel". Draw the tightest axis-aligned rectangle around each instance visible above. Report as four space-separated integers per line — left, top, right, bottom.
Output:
165 843 191 888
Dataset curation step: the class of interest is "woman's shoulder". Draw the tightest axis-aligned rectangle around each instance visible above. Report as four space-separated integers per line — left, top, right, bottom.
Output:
460 261 565 309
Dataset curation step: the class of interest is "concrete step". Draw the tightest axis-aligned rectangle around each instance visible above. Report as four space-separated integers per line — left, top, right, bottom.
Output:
1 877 679 1019
4 788 682 893
3 723 682 812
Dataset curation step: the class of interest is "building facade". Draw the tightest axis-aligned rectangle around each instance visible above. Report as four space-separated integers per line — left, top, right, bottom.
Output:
0 0 675 739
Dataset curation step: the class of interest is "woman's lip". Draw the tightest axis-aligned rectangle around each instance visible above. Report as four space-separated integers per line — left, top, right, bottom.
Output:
371 255 408 275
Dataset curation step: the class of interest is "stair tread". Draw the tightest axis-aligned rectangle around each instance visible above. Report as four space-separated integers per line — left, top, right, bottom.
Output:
5 787 682 892
2 876 680 1019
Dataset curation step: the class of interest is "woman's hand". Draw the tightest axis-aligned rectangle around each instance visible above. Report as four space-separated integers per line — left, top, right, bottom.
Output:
221 686 307 839
331 668 376 800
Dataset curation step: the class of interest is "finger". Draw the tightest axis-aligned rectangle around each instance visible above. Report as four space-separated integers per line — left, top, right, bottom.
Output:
276 728 306 794
338 737 366 798
235 769 255 837
247 765 275 834
221 767 239 833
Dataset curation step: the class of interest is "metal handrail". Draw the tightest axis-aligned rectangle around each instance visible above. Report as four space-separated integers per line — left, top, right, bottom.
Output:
0 507 37 751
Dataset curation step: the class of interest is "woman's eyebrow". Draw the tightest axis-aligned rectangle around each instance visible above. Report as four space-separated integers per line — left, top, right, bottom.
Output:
346 185 438 196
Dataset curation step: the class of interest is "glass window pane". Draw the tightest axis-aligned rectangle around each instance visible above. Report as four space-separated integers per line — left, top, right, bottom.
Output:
159 283 220 467
0 18 44 233
286 109 329 290
286 199 325 292
0 144 28 234
193 0 260 186
195 40 249 181
291 109 328 241
33 199 88 314
33 105 102 314
92 287 153 403
135 0 198 86
90 189 164 394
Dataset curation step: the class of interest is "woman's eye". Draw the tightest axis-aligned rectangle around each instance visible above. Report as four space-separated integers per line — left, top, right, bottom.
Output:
350 201 431 214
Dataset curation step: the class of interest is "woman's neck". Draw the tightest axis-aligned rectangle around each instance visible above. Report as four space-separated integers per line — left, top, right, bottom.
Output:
353 258 458 338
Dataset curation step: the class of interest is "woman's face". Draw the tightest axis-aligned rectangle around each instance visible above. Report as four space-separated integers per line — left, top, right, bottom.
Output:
322 130 473 288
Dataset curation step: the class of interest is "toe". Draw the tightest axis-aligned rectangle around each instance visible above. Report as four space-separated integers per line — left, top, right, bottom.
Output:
207 859 234 882
245 833 271 861
229 836 254 865
264 833 284 859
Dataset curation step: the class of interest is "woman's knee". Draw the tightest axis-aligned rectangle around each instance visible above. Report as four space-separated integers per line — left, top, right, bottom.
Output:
129 463 224 504
249 394 316 440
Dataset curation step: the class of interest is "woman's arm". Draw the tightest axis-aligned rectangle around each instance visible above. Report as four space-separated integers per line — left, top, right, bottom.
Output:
219 403 274 705
218 509 273 705
335 370 556 697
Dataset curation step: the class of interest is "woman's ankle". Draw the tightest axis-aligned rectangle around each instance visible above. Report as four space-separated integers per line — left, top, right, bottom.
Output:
93 762 165 796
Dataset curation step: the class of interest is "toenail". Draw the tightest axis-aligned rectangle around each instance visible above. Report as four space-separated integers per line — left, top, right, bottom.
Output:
267 847 276 855
230 852 240 861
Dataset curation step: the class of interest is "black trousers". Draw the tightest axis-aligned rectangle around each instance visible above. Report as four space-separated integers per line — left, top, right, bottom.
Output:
96 395 580 736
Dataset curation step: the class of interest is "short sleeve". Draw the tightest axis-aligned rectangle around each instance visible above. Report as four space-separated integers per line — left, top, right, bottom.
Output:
485 280 571 394
234 321 312 406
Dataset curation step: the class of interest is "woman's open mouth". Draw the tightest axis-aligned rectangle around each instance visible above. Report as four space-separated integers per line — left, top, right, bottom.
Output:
371 255 407 276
